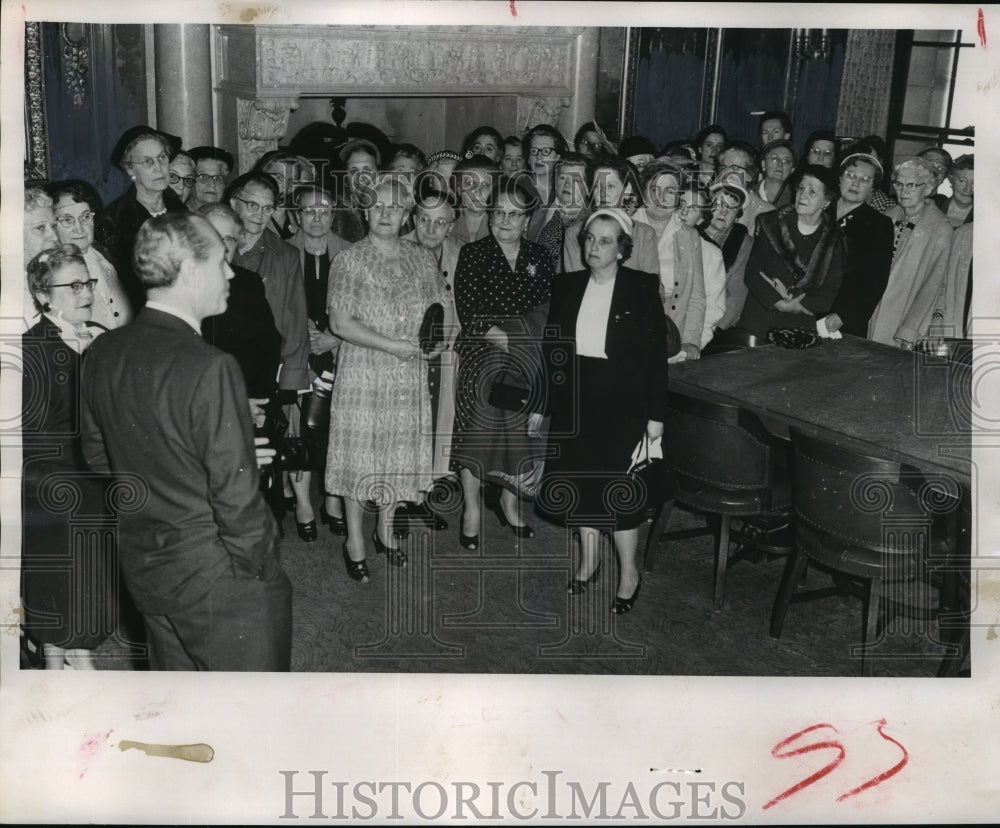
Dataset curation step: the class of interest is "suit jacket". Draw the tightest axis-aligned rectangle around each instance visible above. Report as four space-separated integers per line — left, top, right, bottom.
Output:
80 308 280 614
232 228 310 391
201 264 283 398
544 267 669 422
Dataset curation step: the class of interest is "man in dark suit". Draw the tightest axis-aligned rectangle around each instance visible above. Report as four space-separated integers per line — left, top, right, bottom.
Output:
81 212 292 670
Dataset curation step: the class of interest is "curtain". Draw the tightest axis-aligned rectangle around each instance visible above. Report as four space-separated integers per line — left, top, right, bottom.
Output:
836 29 896 140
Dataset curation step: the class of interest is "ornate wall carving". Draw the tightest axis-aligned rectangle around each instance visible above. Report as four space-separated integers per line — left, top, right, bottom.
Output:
517 96 571 131
24 22 48 181
60 23 89 109
235 96 300 172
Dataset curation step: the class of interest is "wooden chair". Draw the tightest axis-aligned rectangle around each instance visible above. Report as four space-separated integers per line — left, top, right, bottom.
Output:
770 428 966 676
644 392 793 610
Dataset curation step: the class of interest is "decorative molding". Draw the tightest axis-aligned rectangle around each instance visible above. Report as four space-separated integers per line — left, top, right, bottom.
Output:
620 28 641 138
218 25 581 96
235 96 300 172
114 24 146 104
517 96 571 131
61 23 89 109
700 29 722 126
24 21 49 181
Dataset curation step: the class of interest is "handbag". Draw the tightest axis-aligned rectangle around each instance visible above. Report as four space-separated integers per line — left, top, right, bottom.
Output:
487 377 532 412
628 433 668 505
419 302 445 354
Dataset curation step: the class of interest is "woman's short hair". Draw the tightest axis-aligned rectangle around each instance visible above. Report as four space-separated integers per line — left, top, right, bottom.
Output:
494 175 541 213
197 202 244 228
26 243 86 310
503 135 523 151
587 155 643 209
790 164 839 201
760 138 797 166
454 154 499 174
640 158 688 194
224 171 280 203
48 179 104 215
578 211 634 262
461 126 504 159
388 143 428 171
892 156 936 185
291 184 335 209
759 110 793 136
524 124 568 157
24 184 54 213
693 124 727 152
369 174 415 212
170 151 195 170
133 213 218 290
952 154 974 172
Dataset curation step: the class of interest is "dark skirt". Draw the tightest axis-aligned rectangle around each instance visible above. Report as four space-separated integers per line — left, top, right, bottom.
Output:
21 461 115 649
537 356 649 531
450 343 545 497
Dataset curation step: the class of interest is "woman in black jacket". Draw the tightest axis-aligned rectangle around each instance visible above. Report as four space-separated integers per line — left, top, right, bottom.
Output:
536 208 669 615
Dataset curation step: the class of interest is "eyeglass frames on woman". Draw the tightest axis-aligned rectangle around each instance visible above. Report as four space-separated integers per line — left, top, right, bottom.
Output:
196 173 227 185
528 147 557 158
169 172 195 187
233 195 276 216
892 180 923 192
416 215 454 230
843 170 874 185
299 207 333 219
55 212 95 228
47 279 98 294
130 153 168 170
492 209 525 222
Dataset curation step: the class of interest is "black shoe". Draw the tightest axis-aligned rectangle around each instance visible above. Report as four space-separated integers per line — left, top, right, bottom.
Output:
321 508 348 537
408 501 448 531
568 564 602 595
297 520 318 542
372 527 408 567
492 503 534 539
459 531 480 551
612 578 642 615
342 545 369 582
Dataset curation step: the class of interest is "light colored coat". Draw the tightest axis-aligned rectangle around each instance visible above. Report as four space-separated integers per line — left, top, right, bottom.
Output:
868 202 953 346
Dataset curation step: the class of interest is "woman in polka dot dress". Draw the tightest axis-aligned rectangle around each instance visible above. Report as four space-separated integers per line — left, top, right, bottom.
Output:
451 176 555 549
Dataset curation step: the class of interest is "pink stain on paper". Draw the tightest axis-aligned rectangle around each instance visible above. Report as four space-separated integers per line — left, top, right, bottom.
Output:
978 9 987 47
510 1 517 18
78 729 113 779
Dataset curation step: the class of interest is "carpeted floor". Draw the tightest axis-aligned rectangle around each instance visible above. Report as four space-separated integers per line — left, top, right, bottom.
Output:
90 492 966 678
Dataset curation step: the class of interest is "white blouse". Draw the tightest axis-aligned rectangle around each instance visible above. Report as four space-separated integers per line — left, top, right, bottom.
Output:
575 275 616 359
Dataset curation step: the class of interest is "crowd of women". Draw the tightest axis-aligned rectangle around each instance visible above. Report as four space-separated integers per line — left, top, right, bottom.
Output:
20 111 974 667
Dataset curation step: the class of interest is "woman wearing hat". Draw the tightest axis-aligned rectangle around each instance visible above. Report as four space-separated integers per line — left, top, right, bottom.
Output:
535 207 670 615
737 164 846 337
828 152 894 337
704 178 754 331
450 176 553 550
461 126 504 164
97 125 186 312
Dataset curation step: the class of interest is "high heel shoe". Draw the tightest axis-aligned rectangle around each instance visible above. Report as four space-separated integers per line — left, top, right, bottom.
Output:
409 501 448 531
296 520 318 542
342 545 369 582
567 563 602 595
372 527 408 568
491 503 534 539
612 578 642 615
459 531 479 550
321 508 348 537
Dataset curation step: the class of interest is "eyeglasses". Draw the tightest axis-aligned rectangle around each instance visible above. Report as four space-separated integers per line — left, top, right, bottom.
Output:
55 211 94 228
417 215 454 230
48 278 97 294
196 173 227 185
130 152 168 169
711 198 739 212
492 209 526 222
679 203 708 214
577 140 603 152
233 195 275 216
169 172 195 187
300 207 333 218
843 169 874 185
893 180 923 192
528 147 558 158
766 156 794 167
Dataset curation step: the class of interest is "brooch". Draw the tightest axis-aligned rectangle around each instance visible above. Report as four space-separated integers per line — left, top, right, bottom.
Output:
527 264 537 277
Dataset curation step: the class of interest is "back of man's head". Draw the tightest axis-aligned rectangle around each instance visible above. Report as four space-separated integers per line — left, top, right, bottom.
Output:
133 212 215 290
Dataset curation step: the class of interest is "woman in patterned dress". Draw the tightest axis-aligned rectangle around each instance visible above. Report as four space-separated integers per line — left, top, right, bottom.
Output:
325 177 449 582
451 176 554 550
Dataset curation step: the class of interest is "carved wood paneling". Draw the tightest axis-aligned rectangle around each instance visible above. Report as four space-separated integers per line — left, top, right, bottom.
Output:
24 22 49 181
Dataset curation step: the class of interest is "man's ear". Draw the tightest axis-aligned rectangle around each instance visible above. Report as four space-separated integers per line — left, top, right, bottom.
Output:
177 254 198 290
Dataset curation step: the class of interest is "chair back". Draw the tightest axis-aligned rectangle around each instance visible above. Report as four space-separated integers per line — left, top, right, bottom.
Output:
789 428 938 564
665 392 789 511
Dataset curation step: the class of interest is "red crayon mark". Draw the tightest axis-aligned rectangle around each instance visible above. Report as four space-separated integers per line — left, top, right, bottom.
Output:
510 0 518 18
762 723 845 810
836 719 909 801
978 8 987 47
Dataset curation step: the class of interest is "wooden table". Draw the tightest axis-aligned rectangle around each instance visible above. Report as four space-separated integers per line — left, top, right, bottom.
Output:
669 336 971 485
669 336 972 675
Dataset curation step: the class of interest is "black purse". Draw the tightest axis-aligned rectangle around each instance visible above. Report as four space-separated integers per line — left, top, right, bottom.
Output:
487 378 532 413
419 303 445 354
628 434 668 505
